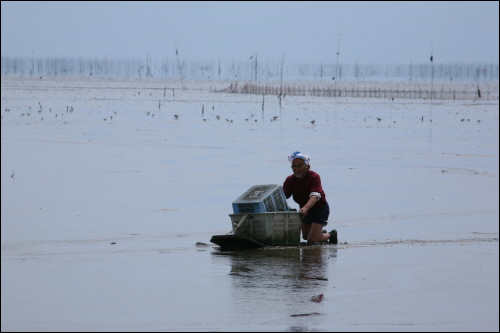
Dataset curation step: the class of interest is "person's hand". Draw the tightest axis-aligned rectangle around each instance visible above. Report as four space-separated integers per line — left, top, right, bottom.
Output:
300 208 308 218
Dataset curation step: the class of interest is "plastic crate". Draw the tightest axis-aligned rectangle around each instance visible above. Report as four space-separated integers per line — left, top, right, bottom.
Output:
232 184 290 214
229 212 302 246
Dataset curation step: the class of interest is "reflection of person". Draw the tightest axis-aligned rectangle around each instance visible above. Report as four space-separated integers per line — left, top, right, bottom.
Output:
298 247 330 289
283 150 338 244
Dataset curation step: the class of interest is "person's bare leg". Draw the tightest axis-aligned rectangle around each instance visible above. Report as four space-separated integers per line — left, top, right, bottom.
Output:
301 221 311 241
307 223 330 242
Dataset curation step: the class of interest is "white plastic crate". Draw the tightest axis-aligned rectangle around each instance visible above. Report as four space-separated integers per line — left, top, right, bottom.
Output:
232 184 289 214
229 212 302 246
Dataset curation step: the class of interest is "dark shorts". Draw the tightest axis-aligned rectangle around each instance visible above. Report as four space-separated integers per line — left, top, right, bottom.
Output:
302 202 329 226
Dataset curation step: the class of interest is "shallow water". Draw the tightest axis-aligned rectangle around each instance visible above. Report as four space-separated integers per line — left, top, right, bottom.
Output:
1 77 499 331
1 237 498 331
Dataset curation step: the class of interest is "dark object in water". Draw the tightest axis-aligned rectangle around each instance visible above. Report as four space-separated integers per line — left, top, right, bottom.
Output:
291 312 321 317
300 276 328 281
210 234 264 250
310 294 324 303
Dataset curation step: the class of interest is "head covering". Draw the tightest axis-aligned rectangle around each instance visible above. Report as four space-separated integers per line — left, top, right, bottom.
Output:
288 150 310 165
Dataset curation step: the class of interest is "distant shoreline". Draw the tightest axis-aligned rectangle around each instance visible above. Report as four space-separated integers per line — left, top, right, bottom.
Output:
2 56 498 83
3 75 498 101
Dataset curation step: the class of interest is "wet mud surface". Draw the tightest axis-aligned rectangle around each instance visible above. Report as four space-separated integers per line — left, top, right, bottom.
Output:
2 77 498 331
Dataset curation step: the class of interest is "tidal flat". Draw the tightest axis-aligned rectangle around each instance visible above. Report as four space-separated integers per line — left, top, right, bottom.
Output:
1 76 498 331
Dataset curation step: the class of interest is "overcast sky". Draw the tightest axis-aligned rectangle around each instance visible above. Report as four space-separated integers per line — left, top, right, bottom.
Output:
1 1 498 64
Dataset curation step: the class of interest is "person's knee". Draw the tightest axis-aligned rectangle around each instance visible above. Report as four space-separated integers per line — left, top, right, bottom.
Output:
306 223 326 242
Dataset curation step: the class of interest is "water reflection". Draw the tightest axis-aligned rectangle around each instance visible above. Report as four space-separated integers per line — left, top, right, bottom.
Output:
211 246 337 327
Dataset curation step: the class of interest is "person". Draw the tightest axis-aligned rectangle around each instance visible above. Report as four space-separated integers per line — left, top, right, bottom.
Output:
282 150 338 244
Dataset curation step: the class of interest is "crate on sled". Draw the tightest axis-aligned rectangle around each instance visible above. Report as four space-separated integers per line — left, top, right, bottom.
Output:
232 184 289 214
229 211 302 246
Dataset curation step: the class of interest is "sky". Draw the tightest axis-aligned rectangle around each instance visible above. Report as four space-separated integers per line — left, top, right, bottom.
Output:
1 1 499 64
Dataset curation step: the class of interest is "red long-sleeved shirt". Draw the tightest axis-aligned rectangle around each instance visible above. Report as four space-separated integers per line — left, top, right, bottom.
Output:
282 170 327 210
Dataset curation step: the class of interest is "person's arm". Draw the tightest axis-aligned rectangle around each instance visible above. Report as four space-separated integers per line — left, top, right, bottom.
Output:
299 195 319 216
282 177 292 199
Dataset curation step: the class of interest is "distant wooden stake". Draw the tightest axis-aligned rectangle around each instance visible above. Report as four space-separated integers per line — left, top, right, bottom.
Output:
335 33 341 96
262 94 265 122
279 55 284 108
255 54 258 81
174 38 185 89
430 43 434 103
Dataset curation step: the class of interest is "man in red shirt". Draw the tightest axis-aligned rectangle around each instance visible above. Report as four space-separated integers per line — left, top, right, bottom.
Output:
283 150 338 244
